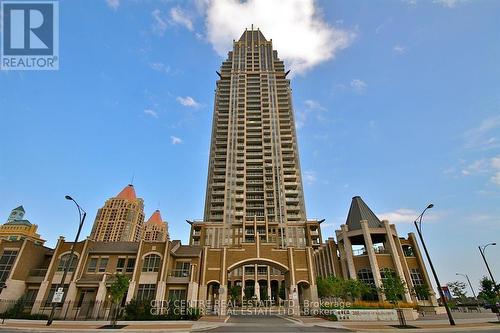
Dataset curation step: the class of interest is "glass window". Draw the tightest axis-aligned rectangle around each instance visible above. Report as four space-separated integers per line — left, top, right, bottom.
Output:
357 268 375 286
410 268 424 286
116 258 126 273
98 258 108 273
0 250 18 283
137 284 156 301
168 289 186 301
87 258 98 272
126 258 136 273
142 254 160 272
24 289 38 303
57 253 78 272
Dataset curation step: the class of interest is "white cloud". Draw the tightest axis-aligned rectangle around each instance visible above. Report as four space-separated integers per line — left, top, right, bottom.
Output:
303 171 317 185
170 136 183 145
379 208 439 224
149 62 171 75
106 0 119 10
433 0 468 8
491 172 500 186
304 99 326 111
464 115 500 150
170 6 194 31
350 79 367 92
393 45 406 54
295 99 328 129
203 0 356 74
458 155 500 186
152 9 168 35
144 109 158 118
177 96 200 108
403 0 468 8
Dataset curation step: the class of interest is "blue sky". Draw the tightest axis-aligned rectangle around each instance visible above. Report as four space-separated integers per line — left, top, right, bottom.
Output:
1 0 499 293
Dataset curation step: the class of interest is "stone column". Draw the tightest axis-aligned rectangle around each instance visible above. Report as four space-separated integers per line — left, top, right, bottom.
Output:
92 274 108 319
360 220 383 300
198 284 207 314
340 225 356 279
125 281 136 303
219 247 228 315
241 266 246 300
267 267 271 301
287 247 300 316
60 281 77 319
31 281 49 314
254 264 260 300
383 221 412 302
155 282 166 302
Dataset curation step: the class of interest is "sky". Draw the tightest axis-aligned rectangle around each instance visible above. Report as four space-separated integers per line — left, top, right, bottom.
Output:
1 0 499 295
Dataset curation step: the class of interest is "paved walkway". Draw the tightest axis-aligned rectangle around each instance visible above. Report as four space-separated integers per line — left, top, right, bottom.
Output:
0 313 497 332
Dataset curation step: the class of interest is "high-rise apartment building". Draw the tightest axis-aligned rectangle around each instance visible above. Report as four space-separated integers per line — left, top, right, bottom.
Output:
197 28 320 250
190 28 322 312
143 210 169 242
89 184 145 242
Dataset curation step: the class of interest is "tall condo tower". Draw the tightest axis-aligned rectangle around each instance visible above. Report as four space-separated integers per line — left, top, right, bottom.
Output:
90 184 145 242
193 28 321 249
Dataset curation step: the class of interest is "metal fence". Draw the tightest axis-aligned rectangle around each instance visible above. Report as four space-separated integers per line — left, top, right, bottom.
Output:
0 299 120 321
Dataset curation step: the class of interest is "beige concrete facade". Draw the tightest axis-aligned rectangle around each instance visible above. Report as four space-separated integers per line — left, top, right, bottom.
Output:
314 196 438 307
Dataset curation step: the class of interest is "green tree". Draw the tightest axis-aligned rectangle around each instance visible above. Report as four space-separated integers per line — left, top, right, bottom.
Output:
412 284 430 301
378 272 406 306
447 281 467 302
109 274 130 326
317 277 333 298
229 285 241 303
478 277 499 313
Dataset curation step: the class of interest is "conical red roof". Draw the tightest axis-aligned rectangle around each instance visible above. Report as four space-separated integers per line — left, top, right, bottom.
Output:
116 184 137 200
146 210 163 225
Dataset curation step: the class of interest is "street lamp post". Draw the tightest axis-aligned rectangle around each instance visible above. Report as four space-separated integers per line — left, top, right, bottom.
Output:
413 204 455 326
456 273 480 308
478 243 498 293
46 196 86 326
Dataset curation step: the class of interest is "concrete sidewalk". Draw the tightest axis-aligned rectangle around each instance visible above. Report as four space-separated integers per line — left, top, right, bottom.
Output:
0 314 498 332
0 318 220 332
303 313 500 332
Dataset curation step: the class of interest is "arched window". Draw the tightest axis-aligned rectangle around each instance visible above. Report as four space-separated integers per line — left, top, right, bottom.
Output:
142 254 161 272
357 268 375 286
57 253 78 272
402 245 414 257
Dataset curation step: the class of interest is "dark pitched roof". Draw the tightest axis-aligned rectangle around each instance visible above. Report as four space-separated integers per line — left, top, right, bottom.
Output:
345 196 382 230
172 245 202 257
13 206 25 212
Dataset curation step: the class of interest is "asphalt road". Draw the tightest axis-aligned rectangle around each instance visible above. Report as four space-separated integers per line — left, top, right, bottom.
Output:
203 315 500 333
205 315 350 332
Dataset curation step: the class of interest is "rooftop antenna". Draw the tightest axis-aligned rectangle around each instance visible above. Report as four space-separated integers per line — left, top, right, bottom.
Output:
130 172 135 185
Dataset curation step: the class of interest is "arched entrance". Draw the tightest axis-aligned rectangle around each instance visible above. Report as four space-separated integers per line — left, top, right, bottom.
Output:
198 246 318 316
226 259 288 305
206 281 220 314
